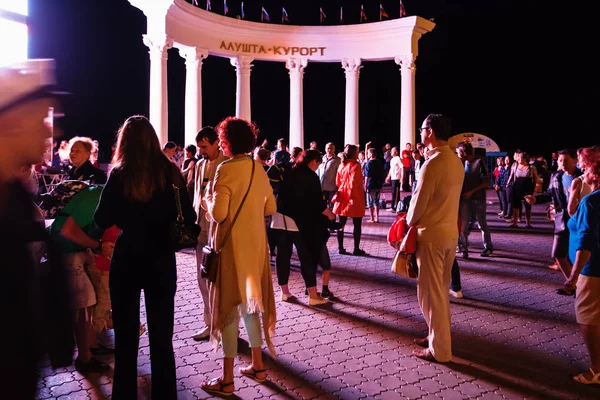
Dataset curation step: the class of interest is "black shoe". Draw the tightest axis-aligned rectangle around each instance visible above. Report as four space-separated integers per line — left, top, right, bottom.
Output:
462 251 469 259
339 248 349 255
352 249 366 256
556 288 576 297
321 287 334 298
480 248 493 257
75 357 110 373
90 343 114 356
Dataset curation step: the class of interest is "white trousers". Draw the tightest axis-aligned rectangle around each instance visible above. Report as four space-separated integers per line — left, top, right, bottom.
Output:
416 238 456 362
196 241 211 327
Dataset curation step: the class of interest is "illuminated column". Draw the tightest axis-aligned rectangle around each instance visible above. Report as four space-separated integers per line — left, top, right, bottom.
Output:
395 54 416 147
286 59 308 150
230 56 254 122
179 46 209 146
143 35 172 146
342 58 362 146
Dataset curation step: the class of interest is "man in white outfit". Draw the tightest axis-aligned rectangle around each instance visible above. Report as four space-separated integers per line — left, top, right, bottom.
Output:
191 127 228 341
407 114 464 362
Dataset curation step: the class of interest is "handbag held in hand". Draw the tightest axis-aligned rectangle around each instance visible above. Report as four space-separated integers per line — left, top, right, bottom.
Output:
200 159 255 283
170 183 201 251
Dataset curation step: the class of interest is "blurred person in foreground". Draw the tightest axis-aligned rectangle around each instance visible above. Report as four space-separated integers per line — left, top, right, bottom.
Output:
407 114 464 363
0 61 74 399
94 116 196 399
563 146 600 384
201 117 277 396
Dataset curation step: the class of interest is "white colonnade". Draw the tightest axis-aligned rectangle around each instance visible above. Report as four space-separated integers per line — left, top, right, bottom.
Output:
134 0 432 149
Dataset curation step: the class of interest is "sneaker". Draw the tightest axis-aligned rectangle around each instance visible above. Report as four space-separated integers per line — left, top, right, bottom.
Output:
352 249 367 256
462 251 469 259
449 289 463 299
308 296 329 306
480 248 493 257
192 326 210 341
339 248 349 255
321 287 334 298
74 357 110 373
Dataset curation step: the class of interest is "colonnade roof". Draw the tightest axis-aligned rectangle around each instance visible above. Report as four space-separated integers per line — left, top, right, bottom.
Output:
130 0 435 62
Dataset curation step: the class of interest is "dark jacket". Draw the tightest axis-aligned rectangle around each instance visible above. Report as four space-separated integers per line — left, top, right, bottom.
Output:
68 160 107 184
534 168 582 212
278 164 329 253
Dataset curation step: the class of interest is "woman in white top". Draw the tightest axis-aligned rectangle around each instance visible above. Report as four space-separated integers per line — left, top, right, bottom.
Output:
568 150 593 216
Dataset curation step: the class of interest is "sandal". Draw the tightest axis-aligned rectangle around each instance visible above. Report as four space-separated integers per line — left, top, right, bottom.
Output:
240 366 267 383
573 368 600 385
201 377 234 396
508 223 518 228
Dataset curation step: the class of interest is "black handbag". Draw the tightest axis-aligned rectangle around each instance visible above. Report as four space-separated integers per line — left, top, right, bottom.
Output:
201 159 255 283
553 209 568 234
170 183 201 251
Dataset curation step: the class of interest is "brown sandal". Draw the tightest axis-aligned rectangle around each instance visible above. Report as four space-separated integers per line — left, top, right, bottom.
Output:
240 366 267 383
201 377 234 396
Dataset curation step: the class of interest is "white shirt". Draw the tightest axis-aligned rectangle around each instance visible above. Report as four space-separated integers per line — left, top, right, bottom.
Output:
270 212 299 231
389 156 402 181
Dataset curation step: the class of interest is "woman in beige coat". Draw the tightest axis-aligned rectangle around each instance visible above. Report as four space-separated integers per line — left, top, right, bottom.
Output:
201 117 277 397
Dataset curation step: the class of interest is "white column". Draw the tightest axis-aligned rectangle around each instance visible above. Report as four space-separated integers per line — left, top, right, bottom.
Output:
342 58 362 146
395 54 417 148
143 35 172 146
179 46 208 146
286 59 308 150
230 56 254 121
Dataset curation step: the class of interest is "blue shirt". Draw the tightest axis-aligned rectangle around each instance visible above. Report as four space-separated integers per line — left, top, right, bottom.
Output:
562 173 575 202
568 190 600 277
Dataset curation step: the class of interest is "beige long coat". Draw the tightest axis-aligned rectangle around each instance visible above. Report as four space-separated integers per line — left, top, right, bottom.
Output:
205 156 277 355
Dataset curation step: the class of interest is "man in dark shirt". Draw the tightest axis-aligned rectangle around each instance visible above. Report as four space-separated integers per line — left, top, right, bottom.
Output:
364 148 385 223
456 142 493 258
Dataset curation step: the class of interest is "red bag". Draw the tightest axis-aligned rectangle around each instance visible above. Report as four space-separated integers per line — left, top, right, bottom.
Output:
387 212 408 249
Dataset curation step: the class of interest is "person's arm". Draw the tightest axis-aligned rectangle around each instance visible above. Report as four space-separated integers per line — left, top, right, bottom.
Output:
463 161 490 199
94 171 120 229
207 165 232 224
406 161 436 227
527 172 554 205
564 199 597 289
60 216 112 257
181 159 195 176
567 178 583 217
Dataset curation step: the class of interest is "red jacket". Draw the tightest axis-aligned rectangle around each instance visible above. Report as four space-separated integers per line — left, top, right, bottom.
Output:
332 159 365 218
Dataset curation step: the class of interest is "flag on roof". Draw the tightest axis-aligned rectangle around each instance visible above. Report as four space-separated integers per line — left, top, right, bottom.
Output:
340 6 343 23
360 4 367 22
320 7 326 24
241 1 245 19
282 7 289 23
380 4 388 20
261 7 270 22
206 0 211 11
400 0 407 17
223 0 228 15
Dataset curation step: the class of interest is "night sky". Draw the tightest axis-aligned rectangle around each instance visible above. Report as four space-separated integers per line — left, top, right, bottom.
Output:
27 0 598 161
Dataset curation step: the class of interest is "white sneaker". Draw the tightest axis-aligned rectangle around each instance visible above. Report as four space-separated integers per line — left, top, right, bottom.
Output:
449 289 463 299
192 326 210 341
308 296 329 306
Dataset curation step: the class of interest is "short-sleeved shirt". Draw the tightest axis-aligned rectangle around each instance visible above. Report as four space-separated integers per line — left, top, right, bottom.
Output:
562 173 575 203
462 157 488 201
364 159 385 190
401 150 412 168
49 186 104 253
568 190 600 277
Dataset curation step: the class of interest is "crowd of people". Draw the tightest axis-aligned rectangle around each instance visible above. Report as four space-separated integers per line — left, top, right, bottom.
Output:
3 60 600 398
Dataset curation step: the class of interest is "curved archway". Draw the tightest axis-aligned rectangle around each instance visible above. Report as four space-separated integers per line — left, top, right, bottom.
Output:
129 0 435 148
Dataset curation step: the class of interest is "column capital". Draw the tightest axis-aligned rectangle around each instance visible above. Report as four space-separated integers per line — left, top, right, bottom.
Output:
143 35 173 60
177 46 209 67
230 56 254 73
341 58 363 74
395 54 416 72
285 58 308 74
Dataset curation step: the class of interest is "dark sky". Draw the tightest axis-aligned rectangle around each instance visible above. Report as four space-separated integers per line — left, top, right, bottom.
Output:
28 0 598 160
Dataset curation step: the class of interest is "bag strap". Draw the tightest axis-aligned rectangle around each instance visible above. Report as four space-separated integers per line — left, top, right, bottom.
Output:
172 184 184 222
216 158 255 251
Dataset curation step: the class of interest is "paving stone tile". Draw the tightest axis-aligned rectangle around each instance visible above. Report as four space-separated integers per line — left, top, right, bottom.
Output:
333 386 368 399
44 372 75 387
434 388 470 399
50 381 83 397
56 392 90 400
396 384 428 399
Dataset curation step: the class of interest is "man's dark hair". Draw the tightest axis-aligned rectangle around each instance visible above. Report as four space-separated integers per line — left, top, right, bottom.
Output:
277 138 287 147
456 141 474 156
291 146 303 160
424 113 452 141
558 149 577 159
163 141 177 150
195 126 218 145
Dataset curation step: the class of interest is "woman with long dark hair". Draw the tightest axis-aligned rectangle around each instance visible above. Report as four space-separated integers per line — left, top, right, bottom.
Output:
95 116 196 399
333 144 366 255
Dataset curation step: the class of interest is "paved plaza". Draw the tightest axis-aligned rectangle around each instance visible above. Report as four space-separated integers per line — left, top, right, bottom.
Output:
35 191 600 399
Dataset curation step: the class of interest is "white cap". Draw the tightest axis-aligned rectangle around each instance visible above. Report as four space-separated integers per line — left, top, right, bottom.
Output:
0 59 58 114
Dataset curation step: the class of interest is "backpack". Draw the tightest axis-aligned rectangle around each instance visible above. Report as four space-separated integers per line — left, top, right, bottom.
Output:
39 180 90 219
267 161 294 214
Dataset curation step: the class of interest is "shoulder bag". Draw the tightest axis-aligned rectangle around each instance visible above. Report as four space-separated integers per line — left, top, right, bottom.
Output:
201 159 255 283
169 182 201 251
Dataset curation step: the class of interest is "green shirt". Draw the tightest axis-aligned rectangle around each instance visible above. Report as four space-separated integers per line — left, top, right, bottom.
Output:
48 186 104 253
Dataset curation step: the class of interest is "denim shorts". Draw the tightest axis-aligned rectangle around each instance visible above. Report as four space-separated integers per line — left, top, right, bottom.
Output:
367 189 381 208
